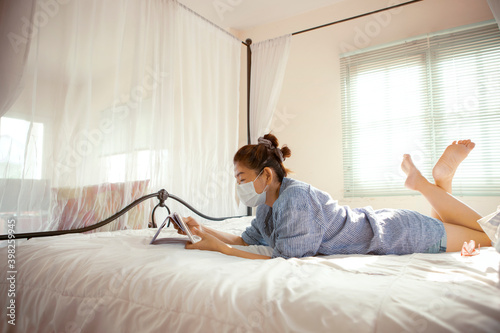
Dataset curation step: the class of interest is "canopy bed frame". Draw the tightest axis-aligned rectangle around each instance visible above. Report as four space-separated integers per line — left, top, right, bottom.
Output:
2 2 498 332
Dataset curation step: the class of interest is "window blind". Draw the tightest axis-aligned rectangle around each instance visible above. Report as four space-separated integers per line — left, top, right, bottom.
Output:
340 22 500 197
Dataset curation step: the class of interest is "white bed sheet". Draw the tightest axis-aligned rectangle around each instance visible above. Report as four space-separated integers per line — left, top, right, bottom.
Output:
1 216 499 333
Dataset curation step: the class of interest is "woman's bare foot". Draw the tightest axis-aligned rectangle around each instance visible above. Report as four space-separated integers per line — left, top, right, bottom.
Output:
401 154 428 191
432 140 475 193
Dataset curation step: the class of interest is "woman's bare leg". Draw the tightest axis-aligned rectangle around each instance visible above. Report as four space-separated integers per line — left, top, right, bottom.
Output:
401 154 483 231
402 154 491 249
430 140 476 220
442 223 491 251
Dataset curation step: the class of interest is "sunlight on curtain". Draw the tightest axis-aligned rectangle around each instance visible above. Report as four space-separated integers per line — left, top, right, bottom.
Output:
249 34 292 143
0 0 242 236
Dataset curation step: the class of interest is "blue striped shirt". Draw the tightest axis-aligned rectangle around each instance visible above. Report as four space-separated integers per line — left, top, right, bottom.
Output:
241 178 445 259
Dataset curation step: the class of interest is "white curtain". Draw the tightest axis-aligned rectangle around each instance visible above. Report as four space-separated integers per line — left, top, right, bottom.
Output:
249 34 292 143
0 0 35 118
488 0 500 29
0 0 241 235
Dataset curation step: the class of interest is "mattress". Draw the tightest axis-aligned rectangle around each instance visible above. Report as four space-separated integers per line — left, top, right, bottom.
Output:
1 216 499 332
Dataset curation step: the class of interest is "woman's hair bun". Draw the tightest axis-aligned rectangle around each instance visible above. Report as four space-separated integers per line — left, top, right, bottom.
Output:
280 145 291 160
262 133 279 149
263 133 292 160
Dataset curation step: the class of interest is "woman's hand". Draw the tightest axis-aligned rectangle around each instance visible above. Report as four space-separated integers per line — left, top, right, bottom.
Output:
185 227 229 253
173 216 201 235
186 227 270 259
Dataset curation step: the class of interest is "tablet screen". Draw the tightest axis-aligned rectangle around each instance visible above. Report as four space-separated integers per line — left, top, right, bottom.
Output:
150 218 168 244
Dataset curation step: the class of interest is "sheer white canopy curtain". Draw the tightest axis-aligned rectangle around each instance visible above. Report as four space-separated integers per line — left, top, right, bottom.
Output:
249 34 292 143
0 0 35 118
0 0 241 236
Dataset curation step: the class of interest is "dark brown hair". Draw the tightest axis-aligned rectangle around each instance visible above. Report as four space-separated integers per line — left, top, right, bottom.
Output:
233 133 292 183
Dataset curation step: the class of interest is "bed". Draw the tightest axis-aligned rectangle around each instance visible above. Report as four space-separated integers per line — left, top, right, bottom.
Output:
1 215 500 333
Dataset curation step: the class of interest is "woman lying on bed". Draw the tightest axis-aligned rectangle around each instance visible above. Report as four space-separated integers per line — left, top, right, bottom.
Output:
176 133 492 259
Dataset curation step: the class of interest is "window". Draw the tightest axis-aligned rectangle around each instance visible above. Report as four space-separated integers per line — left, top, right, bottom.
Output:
0 117 44 179
340 22 500 197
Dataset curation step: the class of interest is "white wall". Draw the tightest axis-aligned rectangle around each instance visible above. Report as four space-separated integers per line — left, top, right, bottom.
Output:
237 0 499 216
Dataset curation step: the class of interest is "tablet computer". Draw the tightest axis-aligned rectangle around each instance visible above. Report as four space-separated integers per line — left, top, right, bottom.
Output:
150 213 201 245
170 212 201 244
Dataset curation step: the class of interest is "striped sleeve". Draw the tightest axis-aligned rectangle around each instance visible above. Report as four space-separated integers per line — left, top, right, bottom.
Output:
241 218 266 246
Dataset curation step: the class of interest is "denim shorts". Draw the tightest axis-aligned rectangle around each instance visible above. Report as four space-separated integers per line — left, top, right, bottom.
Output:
423 231 447 253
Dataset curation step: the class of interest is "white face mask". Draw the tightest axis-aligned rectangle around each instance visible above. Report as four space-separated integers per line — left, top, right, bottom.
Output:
237 169 268 207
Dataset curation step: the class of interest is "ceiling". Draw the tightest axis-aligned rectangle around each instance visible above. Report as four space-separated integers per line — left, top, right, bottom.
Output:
177 0 350 32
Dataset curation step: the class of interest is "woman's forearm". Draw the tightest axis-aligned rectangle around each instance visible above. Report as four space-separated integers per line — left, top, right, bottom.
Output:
220 244 271 260
201 224 247 246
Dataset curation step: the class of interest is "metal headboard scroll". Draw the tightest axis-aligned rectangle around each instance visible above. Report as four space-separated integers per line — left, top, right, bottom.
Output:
0 189 243 240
